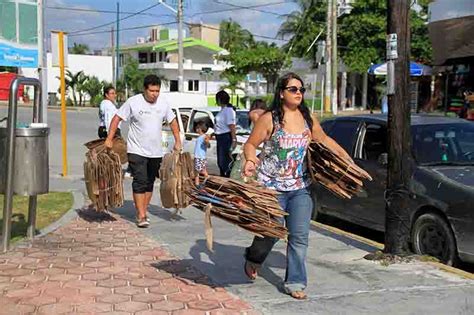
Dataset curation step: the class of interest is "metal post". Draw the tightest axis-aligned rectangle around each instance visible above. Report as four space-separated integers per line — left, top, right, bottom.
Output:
27 196 37 239
2 77 41 252
116 2 120 82
331 0 338 115
177 0 184 92
37 0 47 123
59 32 68 177
324 0 332 113
311 72 318 113
362 72 368 109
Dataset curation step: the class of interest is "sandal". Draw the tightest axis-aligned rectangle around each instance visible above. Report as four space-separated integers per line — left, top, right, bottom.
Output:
289 291 307 300
244 261 258 280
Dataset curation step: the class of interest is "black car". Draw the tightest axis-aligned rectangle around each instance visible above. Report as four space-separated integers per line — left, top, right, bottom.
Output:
313 114 474 265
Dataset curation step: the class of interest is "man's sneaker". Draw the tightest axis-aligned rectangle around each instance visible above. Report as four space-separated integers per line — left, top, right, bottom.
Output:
145 216 150 223
136 218 150 228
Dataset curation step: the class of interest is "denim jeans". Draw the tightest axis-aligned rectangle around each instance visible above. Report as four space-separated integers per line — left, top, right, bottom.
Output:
245 187 313 293
216 132 232 177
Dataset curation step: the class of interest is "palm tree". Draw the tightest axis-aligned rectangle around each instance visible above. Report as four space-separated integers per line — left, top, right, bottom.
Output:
69 42 90 55
62 70 88 106
221 71 245 107
277 0 326 63
219 19 254 52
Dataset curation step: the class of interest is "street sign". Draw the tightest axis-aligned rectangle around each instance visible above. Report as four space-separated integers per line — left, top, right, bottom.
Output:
0 0 38 68
386 33 398 60
51 31 68 68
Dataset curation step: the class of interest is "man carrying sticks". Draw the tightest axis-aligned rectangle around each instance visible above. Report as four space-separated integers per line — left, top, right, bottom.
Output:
105 75 182 228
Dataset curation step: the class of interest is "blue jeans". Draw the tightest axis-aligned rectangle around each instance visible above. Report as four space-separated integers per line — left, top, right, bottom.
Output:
245 187 313 293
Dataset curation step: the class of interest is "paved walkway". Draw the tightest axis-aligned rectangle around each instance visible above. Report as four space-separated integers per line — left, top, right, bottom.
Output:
0 208 257 315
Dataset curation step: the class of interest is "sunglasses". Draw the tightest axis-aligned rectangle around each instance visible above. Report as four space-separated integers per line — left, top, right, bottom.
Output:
284 86 306 94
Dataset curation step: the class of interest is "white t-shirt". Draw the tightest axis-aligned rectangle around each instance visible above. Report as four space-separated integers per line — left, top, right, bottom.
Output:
214 107 236 135
116 94 175 158
98 99 119 131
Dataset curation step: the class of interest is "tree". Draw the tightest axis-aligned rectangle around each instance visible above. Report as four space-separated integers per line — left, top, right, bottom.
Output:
337 0 432 73
220 71 246 106
70 42 90 55
277 0 326 65
61 70 88 106
82 76 104 106
219 19 254 52
120 57 167 96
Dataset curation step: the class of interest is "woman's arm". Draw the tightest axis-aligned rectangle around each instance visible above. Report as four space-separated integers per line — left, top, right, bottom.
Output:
311 117 352 162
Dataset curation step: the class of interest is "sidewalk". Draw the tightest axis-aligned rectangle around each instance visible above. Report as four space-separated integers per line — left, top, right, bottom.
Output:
0 207 258 315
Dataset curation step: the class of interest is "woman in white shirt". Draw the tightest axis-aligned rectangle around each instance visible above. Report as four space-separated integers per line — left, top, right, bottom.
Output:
98 86 120 138
214 90 237 177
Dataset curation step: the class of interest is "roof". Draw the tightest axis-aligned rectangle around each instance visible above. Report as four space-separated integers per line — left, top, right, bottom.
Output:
329 114 469 126
196 106 248 113
120 42 157 52
152 37 225 53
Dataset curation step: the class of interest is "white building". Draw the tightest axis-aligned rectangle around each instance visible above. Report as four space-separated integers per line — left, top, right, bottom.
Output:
20 53 113 99
119 25 230 95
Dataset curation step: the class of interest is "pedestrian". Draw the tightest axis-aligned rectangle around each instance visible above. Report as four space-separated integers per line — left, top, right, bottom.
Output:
194 121 210 185
98 86 120 139
215 90 237 177
242 72 351 299
105 74 182 228
249 98 267 126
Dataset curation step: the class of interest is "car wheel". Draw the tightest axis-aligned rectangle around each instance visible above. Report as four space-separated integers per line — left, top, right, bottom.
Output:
411 213 457 265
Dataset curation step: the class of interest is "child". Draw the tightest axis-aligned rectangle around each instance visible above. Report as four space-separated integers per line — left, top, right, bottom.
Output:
194 121 211 185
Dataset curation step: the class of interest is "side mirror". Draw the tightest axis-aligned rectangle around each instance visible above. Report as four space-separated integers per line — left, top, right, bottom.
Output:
378 153 388 166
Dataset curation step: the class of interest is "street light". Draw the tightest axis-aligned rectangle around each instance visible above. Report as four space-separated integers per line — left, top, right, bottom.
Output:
200 67 213 95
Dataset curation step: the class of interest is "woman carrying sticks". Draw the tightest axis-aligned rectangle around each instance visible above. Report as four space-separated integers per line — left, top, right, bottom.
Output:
242 72 351 299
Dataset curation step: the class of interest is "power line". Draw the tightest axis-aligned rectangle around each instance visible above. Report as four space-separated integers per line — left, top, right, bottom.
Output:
69 21 177 37
68 3 161 35
209 0 285 17
188 1 288 18
46 5 174 18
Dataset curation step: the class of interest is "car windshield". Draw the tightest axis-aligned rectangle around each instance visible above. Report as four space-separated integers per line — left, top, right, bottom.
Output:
211 110 251 135
412 123 474 166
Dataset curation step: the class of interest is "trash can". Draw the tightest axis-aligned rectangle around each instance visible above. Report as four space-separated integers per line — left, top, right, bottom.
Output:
0 126 49 196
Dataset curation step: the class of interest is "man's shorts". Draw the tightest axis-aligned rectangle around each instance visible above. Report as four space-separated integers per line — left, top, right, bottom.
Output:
194 158 208 173
128 153 162 193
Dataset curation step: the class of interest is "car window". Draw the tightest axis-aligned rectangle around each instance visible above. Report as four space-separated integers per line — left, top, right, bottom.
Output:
320 120 335 134
412 123 474 165
163 109 178 131
211 110 251 135
189 111 214 133
329 120 360 155
362 124 387 161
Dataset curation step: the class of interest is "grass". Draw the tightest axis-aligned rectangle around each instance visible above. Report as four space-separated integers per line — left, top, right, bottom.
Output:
0 192 73 242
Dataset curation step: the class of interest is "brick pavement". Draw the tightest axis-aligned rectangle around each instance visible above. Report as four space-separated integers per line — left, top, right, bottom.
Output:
0 209 258 315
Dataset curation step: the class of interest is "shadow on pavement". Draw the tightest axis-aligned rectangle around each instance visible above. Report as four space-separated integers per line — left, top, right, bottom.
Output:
117 200 186 222
76 206 117 223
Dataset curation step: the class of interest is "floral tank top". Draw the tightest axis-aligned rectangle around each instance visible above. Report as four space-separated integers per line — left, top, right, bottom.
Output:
257 113 312 191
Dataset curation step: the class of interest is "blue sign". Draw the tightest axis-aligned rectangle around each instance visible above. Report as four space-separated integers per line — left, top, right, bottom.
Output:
0 41 38 68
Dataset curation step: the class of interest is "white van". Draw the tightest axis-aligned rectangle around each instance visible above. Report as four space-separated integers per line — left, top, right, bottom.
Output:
162 105 250 175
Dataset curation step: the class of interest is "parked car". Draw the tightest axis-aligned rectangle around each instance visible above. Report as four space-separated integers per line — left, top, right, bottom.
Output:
162 106 250 174
313 114 474 265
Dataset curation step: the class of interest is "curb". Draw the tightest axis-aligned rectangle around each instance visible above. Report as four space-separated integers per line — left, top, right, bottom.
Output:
36 190 84 237
310 220 474 280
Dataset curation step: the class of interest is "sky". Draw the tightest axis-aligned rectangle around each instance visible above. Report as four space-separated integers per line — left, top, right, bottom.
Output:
45 0 300 51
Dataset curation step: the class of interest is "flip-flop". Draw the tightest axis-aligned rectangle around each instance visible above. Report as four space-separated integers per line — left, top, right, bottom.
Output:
244 261 258 280
289 291 307 300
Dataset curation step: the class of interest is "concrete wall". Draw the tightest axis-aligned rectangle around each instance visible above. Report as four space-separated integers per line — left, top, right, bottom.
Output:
20 53 113 94
189 24 220 47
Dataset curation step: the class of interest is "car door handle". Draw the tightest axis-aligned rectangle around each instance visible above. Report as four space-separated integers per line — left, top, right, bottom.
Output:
185 135 193 141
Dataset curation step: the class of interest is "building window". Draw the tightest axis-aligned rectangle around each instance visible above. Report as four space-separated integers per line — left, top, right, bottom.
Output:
119 54 125 67
138 52 148 64
170 80 178 92
150 52 156 63
188 80 199 91
158 51 168 62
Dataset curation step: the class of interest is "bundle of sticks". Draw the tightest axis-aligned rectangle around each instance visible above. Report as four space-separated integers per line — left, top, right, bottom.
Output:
308 141 373 199
185 176 288 242
84 146 124 212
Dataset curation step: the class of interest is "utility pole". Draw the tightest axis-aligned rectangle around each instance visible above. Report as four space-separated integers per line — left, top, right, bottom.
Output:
324 0 332 113
37 0 47 122
385 0 412 256
177 0 184 92
331 0 338 115
111 26 115 86
115 2 120 83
